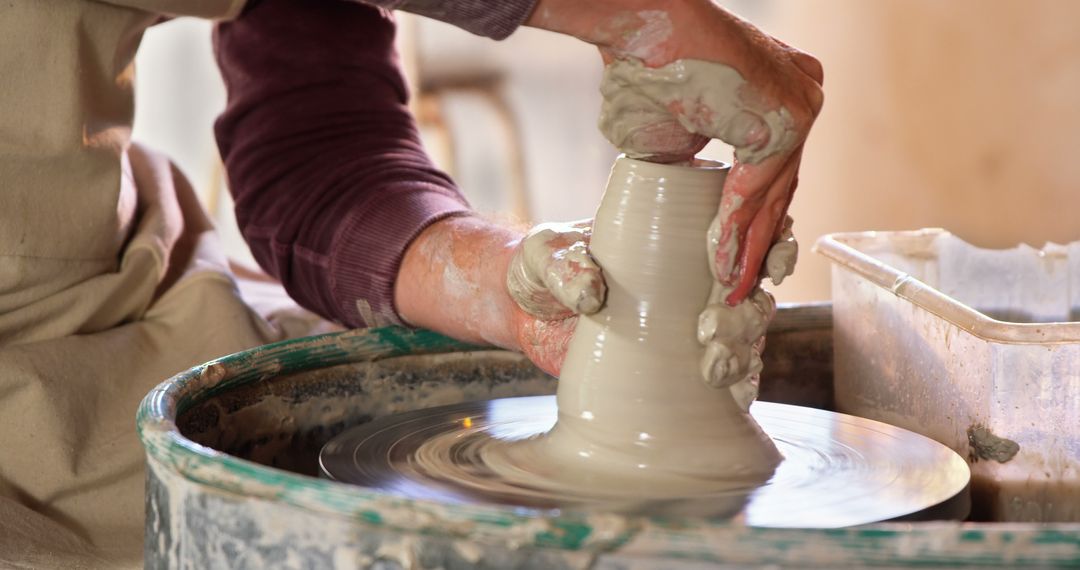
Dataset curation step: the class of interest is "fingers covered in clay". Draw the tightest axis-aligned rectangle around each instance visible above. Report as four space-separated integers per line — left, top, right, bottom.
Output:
765 215 797 286
697 284 775 390
599 58 801 165
596 53 811 303
597 58 710 163
506 221 607 320
721 146 803 304
587 1 821 302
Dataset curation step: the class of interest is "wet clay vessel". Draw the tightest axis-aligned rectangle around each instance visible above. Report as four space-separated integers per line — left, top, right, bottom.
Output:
490 157 783 495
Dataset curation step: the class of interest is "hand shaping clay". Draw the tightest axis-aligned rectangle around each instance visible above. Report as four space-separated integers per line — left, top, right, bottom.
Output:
765 215 798 286
482 157 783 496
506 222 606 319
697 214 796 397
697 283 773 396
598 58 798 164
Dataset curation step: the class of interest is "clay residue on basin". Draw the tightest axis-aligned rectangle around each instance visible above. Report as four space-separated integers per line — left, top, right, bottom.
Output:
176 351 556 476
967 424 1020 463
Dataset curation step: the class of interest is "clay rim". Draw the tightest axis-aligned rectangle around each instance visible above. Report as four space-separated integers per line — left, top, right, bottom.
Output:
615 154 731 174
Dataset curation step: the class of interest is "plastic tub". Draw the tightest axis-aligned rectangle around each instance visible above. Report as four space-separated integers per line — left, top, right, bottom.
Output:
815 229 1080 522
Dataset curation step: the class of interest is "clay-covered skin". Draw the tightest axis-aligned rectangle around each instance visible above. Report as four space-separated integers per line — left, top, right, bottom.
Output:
764 215 798 286
596 54 811 306
526 0 823 306
698 213 797 395
697 284 772 396
599 58 798 165
505 221 606 320
395 216 588 377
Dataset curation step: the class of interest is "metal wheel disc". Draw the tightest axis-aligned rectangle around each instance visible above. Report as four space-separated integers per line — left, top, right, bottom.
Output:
320 397 970 527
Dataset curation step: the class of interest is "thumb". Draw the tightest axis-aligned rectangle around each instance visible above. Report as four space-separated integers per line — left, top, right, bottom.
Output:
506 225 606 319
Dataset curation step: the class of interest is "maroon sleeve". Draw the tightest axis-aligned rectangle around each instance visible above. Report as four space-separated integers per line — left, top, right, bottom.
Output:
214 0 471 328
356 0 539 40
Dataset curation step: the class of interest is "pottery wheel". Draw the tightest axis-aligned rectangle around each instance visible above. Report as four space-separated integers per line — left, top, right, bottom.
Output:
319 396 970 527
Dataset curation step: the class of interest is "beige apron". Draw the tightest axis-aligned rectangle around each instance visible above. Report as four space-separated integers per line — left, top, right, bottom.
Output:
0 0 331 566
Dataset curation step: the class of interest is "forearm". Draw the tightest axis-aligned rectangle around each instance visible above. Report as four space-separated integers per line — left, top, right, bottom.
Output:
394 216 524 348
215 0 470 328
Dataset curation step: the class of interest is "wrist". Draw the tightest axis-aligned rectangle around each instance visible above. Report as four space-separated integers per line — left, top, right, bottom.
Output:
480 229 524 350
394 216 524 350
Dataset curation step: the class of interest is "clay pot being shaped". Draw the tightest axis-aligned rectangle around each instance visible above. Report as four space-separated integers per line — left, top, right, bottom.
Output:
489 157 782 501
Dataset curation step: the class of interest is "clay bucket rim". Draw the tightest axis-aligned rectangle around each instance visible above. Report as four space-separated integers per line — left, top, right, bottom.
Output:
135 325 633 550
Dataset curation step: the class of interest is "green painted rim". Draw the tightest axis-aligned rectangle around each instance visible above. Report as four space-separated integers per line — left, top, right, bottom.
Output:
136 325 1080 564
136 326 615 550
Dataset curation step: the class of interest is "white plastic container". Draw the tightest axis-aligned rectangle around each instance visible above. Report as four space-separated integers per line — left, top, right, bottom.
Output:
815 229 1080 522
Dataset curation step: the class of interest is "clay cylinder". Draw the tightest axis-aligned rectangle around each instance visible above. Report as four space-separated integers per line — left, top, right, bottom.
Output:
542 156 781 492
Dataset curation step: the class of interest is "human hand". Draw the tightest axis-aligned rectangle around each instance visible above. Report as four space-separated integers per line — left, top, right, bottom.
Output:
506 221 606 319
506 220 606 375
395 217 604 378
528 0 823 303
695 216 793 406
697 283 775 410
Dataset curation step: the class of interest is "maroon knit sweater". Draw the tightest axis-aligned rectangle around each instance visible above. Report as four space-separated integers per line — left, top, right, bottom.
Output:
214 0 535 327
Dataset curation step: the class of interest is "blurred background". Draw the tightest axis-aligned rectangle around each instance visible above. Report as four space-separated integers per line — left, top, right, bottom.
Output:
132 0 1080 304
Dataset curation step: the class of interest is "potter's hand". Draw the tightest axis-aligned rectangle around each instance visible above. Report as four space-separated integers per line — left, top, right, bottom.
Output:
506 221 606 320
697 215 790 407
697 284 775 410
763 215 797 286
527 0 823 304
395 217 604 378
507 221 607 375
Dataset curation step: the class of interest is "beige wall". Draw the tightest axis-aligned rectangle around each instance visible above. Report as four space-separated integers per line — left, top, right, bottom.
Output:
758 0 1080 302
